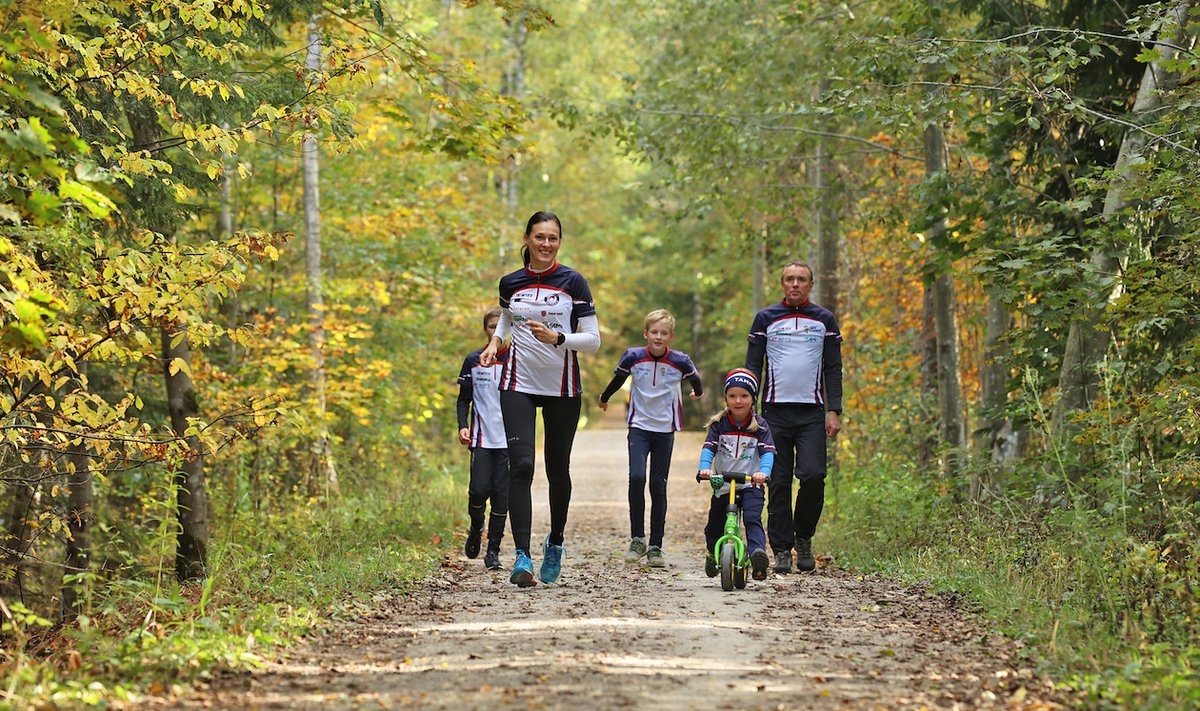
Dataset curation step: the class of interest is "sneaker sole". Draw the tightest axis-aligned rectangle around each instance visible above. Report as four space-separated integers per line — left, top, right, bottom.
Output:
510 569 536 587
751 551 770 580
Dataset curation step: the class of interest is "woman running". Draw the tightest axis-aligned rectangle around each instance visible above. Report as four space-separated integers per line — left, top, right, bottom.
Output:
479 210 601 587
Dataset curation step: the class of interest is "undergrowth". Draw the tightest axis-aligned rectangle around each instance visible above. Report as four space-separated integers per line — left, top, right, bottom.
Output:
0 467 461 709
824 456 1200 711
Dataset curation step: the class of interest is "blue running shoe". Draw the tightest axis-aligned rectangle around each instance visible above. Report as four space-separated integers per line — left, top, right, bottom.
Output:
539 534 564 584
510 549 535 588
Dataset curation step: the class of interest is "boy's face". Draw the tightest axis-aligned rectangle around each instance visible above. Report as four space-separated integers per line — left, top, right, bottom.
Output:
644 321 674 354
725 387 753 419
484 317 499 342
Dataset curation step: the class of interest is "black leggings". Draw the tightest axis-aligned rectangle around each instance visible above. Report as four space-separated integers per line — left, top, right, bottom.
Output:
500 390 582 553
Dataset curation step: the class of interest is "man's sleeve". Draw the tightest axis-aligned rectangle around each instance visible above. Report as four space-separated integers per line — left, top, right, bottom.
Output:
744 311 767 384
824 315 844 414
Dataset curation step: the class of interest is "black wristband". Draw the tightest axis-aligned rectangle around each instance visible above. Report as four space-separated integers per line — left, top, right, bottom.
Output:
555 331 566 347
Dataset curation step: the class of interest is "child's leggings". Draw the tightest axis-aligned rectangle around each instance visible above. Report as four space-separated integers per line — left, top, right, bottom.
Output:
468 448 509 552
704 486 766 554
500 390 581 553
628 427 674 548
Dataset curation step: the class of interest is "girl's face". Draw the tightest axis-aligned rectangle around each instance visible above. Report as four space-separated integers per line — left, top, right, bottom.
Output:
725 387 753 419
483 317 499 341
524 220 562 269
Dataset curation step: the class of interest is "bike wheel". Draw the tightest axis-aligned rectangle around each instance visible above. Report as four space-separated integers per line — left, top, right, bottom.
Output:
734 563 747 589
720 542 736 592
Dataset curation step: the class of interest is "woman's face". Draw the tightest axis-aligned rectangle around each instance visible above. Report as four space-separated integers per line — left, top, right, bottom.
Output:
524 220 562 269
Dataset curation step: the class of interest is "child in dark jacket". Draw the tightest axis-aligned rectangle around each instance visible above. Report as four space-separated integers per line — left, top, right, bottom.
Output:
455 307 509 570
696 369 775 581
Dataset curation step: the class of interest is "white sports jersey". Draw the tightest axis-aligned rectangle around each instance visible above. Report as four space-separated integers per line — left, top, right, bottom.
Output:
498 262 596 397
614 347 698 433
747 300 843 407
456 348 508 449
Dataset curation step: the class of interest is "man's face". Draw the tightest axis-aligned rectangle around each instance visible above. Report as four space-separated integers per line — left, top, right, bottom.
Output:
781 265 813 306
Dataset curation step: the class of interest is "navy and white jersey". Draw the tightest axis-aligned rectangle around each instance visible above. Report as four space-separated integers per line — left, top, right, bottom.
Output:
456 347 508 449
614 347 698 433
746 299 843 410
700 412 776 491
498 262 596 397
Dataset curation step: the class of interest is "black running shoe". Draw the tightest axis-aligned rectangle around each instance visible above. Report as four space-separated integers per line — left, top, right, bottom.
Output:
464 528 482 559
751 549 769 580
484 549 501 570
796 537 816 572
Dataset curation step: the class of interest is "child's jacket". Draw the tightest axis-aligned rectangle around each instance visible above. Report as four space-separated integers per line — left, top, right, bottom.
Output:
613 346 699 433
699 412 776 495
456 347 509 449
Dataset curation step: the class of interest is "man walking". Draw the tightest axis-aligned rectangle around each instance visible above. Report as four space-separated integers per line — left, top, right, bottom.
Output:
744 261 843 573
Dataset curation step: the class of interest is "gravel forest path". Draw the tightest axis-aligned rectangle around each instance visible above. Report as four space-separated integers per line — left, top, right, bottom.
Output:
176 425 1068 710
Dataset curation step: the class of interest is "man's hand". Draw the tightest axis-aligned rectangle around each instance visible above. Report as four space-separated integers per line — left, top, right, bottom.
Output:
826 410 841 438
598 398 608 411
458 427 471 446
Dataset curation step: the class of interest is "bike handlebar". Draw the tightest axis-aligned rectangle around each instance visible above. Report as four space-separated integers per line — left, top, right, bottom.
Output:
695 471 754 483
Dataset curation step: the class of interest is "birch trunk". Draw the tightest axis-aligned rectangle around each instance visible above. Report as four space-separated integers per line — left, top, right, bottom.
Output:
303 17 339 497
498 12 527 263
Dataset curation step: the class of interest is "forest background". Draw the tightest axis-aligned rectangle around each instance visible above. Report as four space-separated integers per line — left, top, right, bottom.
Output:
2 0 1198 708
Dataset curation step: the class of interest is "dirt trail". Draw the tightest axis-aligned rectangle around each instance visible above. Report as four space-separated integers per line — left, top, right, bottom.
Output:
178 427 1067 710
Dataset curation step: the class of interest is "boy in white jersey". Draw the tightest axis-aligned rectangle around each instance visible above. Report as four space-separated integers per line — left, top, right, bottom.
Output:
599 309 703 567
456 307 509 570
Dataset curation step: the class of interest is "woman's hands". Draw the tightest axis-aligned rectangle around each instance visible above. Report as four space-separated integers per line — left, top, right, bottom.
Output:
527 320 562 345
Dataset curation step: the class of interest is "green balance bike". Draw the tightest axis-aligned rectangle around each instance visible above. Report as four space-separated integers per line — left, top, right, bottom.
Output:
710 472 752 592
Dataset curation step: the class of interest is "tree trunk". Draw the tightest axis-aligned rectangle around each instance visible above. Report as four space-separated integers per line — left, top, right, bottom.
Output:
924 122 966 481
917 285 939 471
752 222 765 311
1 472 36 602
61 447 93 618
304 17 339 497
163 322 209 582
61 367 94 619
126 107 211 581
973 291 1014 498
1053 0 1195 438
812 86 841 469
496 11 527 264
